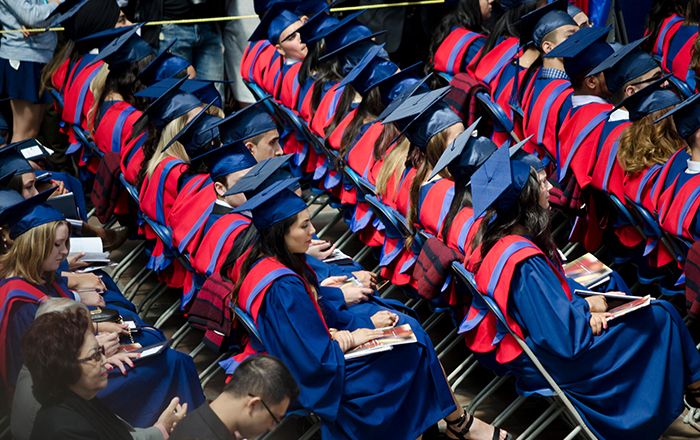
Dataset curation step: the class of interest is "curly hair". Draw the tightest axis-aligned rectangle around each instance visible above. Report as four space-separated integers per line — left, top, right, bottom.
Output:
21 306 92 405
617 106 686 174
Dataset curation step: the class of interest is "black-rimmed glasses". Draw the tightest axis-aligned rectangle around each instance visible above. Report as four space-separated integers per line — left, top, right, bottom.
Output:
78 345 105 363
249 394 282 425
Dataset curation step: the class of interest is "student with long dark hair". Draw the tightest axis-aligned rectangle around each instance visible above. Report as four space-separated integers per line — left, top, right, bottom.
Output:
644 0 686 54
464 148 700 440
226 179 509 440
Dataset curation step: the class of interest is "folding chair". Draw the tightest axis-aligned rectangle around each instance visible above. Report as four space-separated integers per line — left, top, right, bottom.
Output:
233 306 322 440
451 262 598 440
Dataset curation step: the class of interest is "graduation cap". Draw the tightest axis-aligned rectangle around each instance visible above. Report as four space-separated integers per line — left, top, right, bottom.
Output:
162 99 221 156
336 43 399 95
517 0 577 48
213 99 278 147
567 3 585 19
12 138 53 161
45 0 90 29
76 25 137 51
87 24 155 69
249 1 302 43
294 1 340 43
190 142 258 181
498 0 538 12
0 183 25 226
2 187 65 239
654 92 700 139
295 0 331 16
428 118 495 181
376 65 421 107
131 40 191 88
586 36 659 94
0 142 34 177
134 77 203 131
0 170 16 189
224 153 294 198
544 26 613 79
383 86 462 151
471 144 533 219
180 79 223 109
233 177 307 230
377 73 432 121
310 10 387 60
254 0 298 15
614 75 680 122
511 148 545 173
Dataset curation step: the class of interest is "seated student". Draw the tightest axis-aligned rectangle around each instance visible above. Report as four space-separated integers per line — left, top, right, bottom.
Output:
617 79 683 267
427 0 490 79
226 179 510 440
566 3 591 28
171 355 299 440
462 146 700 440
21 300 188 440
651 0 698 85
644 0 686 57
0 194 204 427
12 298 185 440
651 92 700 242
518 1 579 166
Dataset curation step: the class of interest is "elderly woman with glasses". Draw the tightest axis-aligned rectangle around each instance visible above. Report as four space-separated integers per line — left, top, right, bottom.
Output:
21 300 187 440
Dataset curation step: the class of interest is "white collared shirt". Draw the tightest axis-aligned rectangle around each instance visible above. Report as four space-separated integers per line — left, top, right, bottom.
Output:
686 159 700 174
571 94 609 108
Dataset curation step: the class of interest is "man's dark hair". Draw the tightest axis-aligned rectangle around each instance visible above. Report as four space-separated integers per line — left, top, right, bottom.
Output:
224 355 300 404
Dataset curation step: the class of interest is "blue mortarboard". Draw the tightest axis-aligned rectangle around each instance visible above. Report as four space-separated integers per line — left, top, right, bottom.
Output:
75 25 137 51
471 145 533 219
615 75 679 122
0 143 34 177
336 43 398 95
45 0 89 28
586 37 659 93
87 24 155 69
135 77 203 130
295 0 330 16
376 66 421 107
3 187 65 239
254 0 298 15
213 99 278 147
499 0 538 12
179 79 223 109
377 73 432 121
249 1 302 43
654 92 700 139
233 178 307 230
0 183 26 226
518 0 576 48
310 10 386 60
544 26 613 79
383 86 462 151
0 171 16 188
162 99 221 156
12 138 53 161
191 142 258 181
511 149 545 173
224 154 294 198
131 40 191 88
567 3 584 18
428 118 496 180
294 2 340 43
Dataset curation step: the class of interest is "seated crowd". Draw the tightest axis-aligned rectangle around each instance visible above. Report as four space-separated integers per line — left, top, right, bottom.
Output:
3 0 700 439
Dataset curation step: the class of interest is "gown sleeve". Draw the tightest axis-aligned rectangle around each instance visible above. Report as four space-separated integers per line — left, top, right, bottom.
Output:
317 286 374 331
257 276 346 422
508 256 595 360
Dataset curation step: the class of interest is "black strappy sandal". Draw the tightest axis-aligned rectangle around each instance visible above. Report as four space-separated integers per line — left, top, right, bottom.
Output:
445 409 512 440
685 387 700 409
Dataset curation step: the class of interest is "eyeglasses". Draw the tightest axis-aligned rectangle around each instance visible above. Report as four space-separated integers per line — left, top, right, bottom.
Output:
78 345 105 363
249 394 282 425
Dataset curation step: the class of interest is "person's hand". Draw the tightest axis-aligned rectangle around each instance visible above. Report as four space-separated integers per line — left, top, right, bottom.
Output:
21 25 32 38
371 311 398 329
306 239 336 260
352 271 378 289
584 295 608 313
589 312 613 335
341 283 373 306
105 352 140 375
67 273 107 291
349 328 384 347
331 330 354 352
156 397 188 434
96 321 129 336
77 290 106 307
320 275 347 287
96 332 120 357
66 253 90 271
44 179 68 197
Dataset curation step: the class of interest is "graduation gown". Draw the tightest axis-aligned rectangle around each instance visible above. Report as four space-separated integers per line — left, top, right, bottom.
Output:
466 235 700 440
92 101 142 156
661 23 697 84
240 257 455 440
467 37 519 91
434 27 486 76
192 212 251 278
417 178 454 237
310 83 346 137
653 152 700 242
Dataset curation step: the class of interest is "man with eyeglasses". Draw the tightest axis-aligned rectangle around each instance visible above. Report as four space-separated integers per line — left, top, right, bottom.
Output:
170 355 300 440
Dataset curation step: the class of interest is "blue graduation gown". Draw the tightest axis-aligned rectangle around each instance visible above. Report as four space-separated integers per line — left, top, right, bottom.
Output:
505 256 700 440
256 275 456 440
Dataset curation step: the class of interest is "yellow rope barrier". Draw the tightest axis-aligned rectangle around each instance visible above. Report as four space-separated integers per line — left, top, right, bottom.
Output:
0 0 445 33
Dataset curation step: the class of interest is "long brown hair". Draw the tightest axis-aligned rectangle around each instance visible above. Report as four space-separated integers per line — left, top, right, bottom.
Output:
617 106 686 174
0 220 71 285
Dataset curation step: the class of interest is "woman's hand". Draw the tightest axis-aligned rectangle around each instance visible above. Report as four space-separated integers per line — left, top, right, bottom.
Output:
43 179 68 197
350 328 384 347
331 330 354 352
370 311 398 329
156 397 188 434
105 352 140 375
95 321 129 336
66 253 90 271
584 295 608 313
352 270 378 290
341 283 373 306
66 273 107 292
96 332 120 357
589 312 613 335
320 275 347 287
77 290 106 307
306 239 336 260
